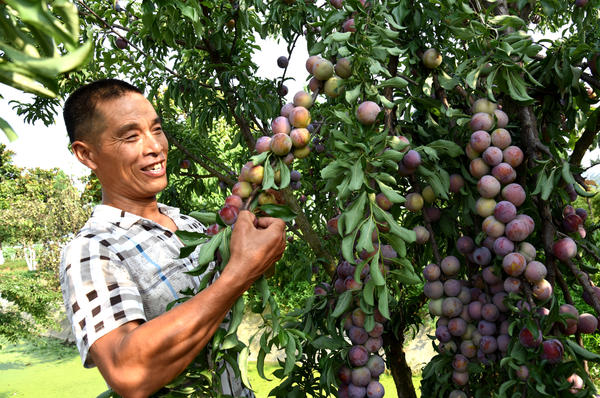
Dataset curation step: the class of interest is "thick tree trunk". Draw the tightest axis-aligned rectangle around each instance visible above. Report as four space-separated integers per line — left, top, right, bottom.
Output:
384 330 418 398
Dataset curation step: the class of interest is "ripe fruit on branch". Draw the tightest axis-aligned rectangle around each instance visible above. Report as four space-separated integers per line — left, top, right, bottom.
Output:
356 101 381 125
552 237 577 262
335 58 352 78
115 37 128 49
219 205 239 225
180 159 191 169
277 56 288 68
290 128 310 148
472 98 497 115
470 113 494 132
255 136 272 153
232 181 252 198
422 48 442 69
272 116 291 135
293 91 313 108
270 133 293 156
312 58 334 80
342 18 355 33
324 77 343 98
289 106 311 128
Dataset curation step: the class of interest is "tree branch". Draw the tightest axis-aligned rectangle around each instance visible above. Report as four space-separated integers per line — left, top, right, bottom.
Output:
163 130 236 186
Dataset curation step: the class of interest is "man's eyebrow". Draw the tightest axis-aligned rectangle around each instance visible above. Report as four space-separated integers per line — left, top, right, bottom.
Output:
115 122 140 136
154 116 162 126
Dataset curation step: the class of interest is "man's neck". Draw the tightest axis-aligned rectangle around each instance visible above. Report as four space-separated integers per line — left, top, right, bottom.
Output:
101 193 177 232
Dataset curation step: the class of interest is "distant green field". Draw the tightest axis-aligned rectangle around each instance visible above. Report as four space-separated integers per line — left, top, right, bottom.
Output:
0 337 420 397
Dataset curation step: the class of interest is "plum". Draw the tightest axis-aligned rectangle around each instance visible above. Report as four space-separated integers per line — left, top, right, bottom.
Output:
502 252 526 276
491 128 511 149
470 113 494 132
541 339 563 364
503 277 521 294
452 370 469 386
456 236 475 254
476 197 497 217
367 354 385 378
519 326 542 348
450 174 465 193
352 308 366 327
441 256 461 275
482 146 503 166
414 225 430 244
478 320 497 336
552 237 577 262
524 261 547 283
405 193 424 212
442 297 464 318
460 340 477 358
444 279 462 297
533 279 553 301
481 303 500 322
501 183 526 207
424 281 444 299
452 354 469 372
366 381 384 398
577 313 598 334
497 334 510 352
492 162 517 185
494 201 517 223
482 216 505 238
468 301 483 320
423 263 441 281
356 101 380 125
365 336 383 353
469 158 490 179
516 365 529 381
519 242 536 262
448 317 467 337
349 326 369 345
480 335 498 354
503 146 524 168
493 237 515 257
348 345 369 367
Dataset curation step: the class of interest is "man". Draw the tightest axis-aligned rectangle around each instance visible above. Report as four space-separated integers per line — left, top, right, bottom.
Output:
60 79 286 398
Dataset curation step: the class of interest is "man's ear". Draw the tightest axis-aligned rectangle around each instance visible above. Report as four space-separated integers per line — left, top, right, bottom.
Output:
71 140 99 171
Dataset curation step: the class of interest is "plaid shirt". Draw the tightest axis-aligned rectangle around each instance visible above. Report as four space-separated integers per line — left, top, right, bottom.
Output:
60 203 253 397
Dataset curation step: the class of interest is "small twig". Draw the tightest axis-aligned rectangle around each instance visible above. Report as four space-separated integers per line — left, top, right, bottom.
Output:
565 259 600 317
163 130 236 186
242 185 262 211
180 172 216 179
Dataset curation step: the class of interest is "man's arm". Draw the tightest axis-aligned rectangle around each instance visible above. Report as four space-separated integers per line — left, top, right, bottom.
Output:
88 211 286 398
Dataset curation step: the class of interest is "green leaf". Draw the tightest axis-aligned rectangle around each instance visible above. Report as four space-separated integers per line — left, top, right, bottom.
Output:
348 160 364 191
345 84 361 104
376 180 405 203
488 15 526 29
332 290 353 317
561 162 576 185
363 279 375 306
195 233 223 265
189 211 217 225
344 192 367 235
262 160 275 190
0 117 17 142
225 296 245 337
378 149 405 162
356 218 375 253
541 169 555 200
342 228 359 264
370 253 385 286
334 110 353 124
175 230 206 246
238 345 251 388
329 31 352 42
258 204 297 221
379 77 408 89
377 286 390 320
278 159 291 189
284 336 297 375
251 151 269 165
565 339 600 362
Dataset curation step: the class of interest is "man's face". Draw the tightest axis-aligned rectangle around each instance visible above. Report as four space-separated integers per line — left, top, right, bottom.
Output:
90 92 168 202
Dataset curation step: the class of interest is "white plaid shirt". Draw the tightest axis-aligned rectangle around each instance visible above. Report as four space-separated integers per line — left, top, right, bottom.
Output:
60 203 253 397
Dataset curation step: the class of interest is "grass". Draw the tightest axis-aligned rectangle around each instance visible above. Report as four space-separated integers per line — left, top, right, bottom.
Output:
0 337 421 397
0 259 27 273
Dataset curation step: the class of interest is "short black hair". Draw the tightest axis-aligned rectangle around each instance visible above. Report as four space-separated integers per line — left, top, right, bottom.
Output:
63 79 143 144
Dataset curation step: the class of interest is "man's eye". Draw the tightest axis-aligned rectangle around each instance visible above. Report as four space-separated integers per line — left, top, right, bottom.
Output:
125 134 138 141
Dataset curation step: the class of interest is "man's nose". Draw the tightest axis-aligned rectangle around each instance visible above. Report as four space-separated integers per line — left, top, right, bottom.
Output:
142 130 163 155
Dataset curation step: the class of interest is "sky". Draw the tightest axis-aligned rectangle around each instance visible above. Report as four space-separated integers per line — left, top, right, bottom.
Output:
0 36 311 181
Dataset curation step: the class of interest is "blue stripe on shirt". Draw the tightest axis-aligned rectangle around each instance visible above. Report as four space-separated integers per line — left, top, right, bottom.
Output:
126 237 179 299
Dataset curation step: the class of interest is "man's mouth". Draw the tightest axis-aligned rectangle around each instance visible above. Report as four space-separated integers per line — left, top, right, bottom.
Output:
142 162 164 172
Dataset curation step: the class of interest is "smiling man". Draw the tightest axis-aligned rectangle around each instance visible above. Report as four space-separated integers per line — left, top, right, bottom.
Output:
60 79 286 398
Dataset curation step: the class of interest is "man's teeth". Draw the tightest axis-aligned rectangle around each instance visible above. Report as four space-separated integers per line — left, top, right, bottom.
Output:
144 163 162 171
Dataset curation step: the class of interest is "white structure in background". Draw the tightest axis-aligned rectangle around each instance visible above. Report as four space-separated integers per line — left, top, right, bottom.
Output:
24 245 37 271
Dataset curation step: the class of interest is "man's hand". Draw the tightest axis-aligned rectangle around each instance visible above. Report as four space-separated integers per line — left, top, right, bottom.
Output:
224 210 286 288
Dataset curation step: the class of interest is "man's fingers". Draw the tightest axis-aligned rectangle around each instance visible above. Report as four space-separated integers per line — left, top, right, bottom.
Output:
256 216 286 230
236 210 257 227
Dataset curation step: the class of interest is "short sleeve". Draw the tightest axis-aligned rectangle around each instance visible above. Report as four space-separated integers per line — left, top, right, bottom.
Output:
60 236 147 368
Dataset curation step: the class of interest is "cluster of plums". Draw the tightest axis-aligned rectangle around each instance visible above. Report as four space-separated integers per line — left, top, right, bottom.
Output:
327 260 387 398
305 55 351 98
422 99 597 396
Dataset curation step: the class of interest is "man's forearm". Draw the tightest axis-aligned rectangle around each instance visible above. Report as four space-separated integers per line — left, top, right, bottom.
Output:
91 264 247 398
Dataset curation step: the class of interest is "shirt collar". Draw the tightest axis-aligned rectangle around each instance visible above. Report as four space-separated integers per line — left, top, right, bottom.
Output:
90 203 181 230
